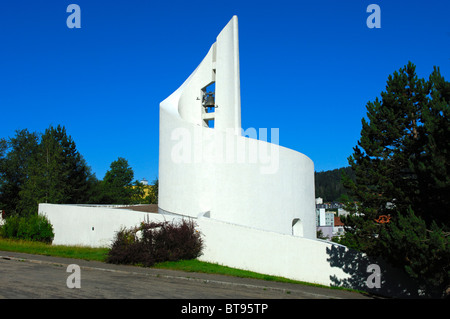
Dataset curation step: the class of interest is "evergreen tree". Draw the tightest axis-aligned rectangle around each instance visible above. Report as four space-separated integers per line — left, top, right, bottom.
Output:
414 67 450 226
341 62 449 297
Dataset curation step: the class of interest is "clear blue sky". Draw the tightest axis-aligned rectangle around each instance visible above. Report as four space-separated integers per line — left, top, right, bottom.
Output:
1 0 449 181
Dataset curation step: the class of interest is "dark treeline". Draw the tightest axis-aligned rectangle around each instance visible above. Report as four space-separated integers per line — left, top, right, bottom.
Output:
314 166 355 202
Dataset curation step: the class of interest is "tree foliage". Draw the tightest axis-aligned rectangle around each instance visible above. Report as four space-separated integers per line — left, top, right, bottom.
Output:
95 157 138 205
0 125 156 211
0 129 40 215
315 167 355 202
341 62 449 297
0 125 97 216
134 177 158 205
19 125 97 215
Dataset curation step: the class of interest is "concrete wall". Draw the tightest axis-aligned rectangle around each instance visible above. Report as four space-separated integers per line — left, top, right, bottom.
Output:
197 215 350 286
197 215 421 297
38 204 175 247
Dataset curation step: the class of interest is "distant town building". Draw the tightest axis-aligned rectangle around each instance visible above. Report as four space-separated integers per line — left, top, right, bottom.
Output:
314 198 344 210
337 207 349 217
333 215 345 237
316 208 334 227
316 208 334 239
315 198 347 240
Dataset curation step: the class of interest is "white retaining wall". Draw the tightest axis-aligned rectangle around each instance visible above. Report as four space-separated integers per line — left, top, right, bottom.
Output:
38 204 176 247
196 215 350 286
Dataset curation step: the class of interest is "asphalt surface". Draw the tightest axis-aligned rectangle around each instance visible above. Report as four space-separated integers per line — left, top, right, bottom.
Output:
0 250 372 300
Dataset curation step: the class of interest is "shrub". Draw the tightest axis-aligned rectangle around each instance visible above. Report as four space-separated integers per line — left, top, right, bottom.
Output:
106 226 155 266
1 215 21 239
0 214 54 244
106 219 203 267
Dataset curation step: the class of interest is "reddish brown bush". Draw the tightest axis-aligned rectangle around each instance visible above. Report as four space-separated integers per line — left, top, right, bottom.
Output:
106 219 203 267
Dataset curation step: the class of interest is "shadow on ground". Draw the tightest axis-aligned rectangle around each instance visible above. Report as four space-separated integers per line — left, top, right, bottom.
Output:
325 244 433 298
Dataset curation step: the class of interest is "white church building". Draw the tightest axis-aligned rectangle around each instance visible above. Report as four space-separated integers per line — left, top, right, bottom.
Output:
39 16 419 297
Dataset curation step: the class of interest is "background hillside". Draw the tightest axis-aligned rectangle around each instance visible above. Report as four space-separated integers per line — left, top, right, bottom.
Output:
314 167 355 202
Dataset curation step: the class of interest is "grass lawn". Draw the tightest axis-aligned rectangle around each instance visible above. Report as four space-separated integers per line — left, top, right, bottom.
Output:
152 259 330 288
0 238 109 262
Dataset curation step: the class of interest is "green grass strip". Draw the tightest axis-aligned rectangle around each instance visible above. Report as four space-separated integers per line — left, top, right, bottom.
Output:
0 238 109 262
153 259 328 287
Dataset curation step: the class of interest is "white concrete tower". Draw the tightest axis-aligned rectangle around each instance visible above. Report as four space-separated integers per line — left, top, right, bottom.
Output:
159 16 316 239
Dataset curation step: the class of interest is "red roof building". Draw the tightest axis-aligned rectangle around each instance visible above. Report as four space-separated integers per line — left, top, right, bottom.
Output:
334 215 344 227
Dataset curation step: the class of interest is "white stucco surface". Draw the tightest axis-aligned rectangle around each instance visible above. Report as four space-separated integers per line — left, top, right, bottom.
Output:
39 204 174 247
158 15 316 239
196 215 350 285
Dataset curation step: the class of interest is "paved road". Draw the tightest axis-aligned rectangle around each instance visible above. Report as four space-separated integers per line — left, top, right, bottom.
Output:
0 251 372 300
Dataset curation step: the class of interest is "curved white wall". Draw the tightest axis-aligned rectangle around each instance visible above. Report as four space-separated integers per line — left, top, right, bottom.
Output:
159 16 316 239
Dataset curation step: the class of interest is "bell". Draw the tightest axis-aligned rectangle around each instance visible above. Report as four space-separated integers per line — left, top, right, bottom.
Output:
203 93 215 108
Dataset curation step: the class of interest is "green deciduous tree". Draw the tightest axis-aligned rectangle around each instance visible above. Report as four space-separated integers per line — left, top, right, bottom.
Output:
18 125 97 215
149 177 158 204
97 157 136 204
341 62 450 297
0 129 39 216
